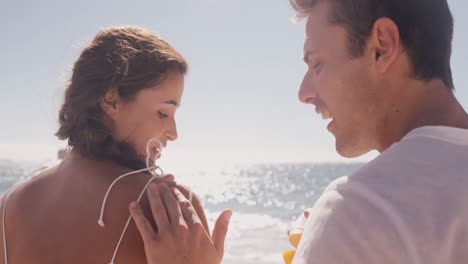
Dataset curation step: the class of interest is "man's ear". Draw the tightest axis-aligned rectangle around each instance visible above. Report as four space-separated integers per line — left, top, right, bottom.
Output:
100 87 120 120
369 17 401 74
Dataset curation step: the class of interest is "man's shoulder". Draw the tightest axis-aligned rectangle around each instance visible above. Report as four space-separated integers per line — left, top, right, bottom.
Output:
345 126 468 191
375 126 468 166
404 126 468 146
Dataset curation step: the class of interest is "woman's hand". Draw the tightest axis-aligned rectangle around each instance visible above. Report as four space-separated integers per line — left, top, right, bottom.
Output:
129 182 232 264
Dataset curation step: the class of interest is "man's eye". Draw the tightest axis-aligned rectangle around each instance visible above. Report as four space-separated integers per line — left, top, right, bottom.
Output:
158 111 168 119
313 62 321 70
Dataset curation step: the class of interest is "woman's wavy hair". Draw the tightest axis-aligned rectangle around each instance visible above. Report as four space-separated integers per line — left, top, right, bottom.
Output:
56 26 187 169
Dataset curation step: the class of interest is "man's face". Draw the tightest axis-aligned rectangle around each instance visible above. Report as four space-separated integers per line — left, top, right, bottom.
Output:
299 1 383 158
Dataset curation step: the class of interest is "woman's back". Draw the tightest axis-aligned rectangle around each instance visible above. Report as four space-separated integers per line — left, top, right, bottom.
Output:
0 152 205 264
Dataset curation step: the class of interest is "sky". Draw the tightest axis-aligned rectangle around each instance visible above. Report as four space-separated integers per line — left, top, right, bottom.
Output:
1 0 467 165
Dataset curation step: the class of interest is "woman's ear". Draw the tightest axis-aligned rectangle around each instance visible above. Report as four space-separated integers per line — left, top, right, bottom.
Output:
100 88 120 120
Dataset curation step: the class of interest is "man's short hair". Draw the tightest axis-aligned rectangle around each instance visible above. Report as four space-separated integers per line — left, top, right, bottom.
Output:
290 0 454 89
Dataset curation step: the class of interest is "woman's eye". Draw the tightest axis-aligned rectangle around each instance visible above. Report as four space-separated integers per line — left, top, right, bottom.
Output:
158 111 168 119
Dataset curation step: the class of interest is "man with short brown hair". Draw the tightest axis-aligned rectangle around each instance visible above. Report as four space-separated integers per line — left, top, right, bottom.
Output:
291 0 468 263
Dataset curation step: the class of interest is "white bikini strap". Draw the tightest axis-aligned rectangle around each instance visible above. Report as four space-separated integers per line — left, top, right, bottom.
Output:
100 137 194 264
98 166 162 227
2 164 56 264
2 186 17 264
100 166 193 264
107 173 160 264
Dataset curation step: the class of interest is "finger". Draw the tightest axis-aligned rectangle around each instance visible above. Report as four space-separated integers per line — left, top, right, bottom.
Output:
211 209 232 256
151 175 176 187
159 183 184 225
304 210 310 218
129 202 157 243
163 174 175 182
147 183 170 232
173 188 202 227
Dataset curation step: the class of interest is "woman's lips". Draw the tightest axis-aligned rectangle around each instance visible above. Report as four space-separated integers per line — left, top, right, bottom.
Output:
152 147 162 159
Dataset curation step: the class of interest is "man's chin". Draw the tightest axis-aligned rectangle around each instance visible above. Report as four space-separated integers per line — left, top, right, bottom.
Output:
335 142 372 158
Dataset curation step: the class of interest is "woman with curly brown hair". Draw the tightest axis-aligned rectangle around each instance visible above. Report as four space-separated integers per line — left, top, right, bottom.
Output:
0 26 230 264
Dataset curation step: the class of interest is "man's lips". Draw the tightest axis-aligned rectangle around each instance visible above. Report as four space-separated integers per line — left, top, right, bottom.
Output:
315 107 333 120
315 107 335 132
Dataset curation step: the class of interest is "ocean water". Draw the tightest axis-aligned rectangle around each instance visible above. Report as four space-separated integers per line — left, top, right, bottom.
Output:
0 159 364 264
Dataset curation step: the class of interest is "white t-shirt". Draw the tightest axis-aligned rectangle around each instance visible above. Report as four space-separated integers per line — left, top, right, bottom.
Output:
293 126 468 264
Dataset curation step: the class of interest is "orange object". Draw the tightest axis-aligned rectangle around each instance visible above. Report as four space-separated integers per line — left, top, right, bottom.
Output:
283 250 296 264
288 228 304 248
283 211 309 263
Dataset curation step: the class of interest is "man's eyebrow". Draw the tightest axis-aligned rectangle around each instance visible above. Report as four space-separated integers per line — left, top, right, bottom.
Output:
162 100 179 107
303 51 311 64
303 49 317 64
303 50 317 64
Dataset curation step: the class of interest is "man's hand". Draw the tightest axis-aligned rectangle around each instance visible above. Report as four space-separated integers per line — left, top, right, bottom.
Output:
129 182 232 264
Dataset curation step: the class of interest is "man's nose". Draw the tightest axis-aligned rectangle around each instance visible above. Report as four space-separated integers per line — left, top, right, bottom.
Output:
298 74 317 104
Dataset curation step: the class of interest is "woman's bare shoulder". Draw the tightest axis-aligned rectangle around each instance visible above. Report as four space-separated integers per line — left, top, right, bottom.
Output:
4 163 62 213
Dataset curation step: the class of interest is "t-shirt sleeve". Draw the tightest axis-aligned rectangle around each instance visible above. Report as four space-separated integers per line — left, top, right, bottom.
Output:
292 177 410 264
